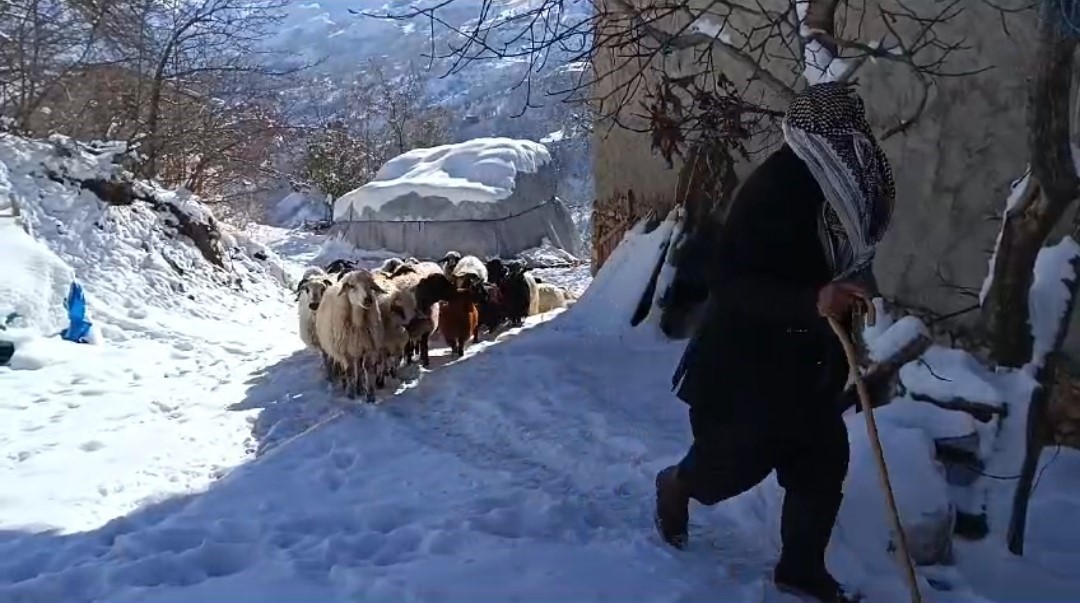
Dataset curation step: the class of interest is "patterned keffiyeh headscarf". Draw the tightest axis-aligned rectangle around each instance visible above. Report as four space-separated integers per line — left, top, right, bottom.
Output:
782 82 895 282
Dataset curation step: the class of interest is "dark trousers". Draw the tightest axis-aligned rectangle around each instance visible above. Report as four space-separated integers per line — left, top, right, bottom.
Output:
677 405 849 577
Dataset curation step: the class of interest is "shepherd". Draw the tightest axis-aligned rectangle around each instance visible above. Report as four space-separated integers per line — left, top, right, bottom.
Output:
656 83 895 603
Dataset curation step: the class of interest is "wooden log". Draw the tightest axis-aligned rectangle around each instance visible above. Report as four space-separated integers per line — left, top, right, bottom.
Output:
835 333 933 414
909 393 1007 423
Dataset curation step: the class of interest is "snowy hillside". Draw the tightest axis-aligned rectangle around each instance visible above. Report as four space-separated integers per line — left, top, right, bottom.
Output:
273 0 591 114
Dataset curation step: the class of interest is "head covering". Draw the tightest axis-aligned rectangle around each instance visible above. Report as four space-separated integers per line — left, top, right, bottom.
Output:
781 82 895 282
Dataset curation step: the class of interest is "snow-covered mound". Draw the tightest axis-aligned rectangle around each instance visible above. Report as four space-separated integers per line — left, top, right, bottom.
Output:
334 137 551 218
0 217 75 337
0 133 290 348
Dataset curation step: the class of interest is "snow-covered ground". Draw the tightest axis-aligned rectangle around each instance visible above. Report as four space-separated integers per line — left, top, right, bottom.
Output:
3 139 1080 602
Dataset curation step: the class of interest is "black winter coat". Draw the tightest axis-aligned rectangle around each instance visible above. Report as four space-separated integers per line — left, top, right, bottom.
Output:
672 145 852 424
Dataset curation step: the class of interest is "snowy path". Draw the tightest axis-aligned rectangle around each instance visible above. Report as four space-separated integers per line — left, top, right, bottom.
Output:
1 307 775 603
0 281 297 533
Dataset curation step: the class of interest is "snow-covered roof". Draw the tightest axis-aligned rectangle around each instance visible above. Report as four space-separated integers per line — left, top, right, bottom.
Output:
334 137 550 220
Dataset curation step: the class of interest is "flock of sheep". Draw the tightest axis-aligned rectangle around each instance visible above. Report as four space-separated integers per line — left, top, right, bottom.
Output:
294 251 577 402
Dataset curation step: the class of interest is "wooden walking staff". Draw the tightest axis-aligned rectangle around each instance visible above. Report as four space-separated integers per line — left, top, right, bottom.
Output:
827 308 923 603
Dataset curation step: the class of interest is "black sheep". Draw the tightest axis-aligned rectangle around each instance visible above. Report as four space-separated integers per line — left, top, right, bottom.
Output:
472 281 506 341
485 257 508 285
499 261 532 327
403 272 457 367
325 258 357 277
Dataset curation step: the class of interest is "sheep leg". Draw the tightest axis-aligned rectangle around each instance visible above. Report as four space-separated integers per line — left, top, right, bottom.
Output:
362 358 377 403
420 333 431 367
404 341 415 364
346 359 360 399
375 355 387 389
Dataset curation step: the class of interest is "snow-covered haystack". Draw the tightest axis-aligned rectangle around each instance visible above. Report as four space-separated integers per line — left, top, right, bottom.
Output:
0 133 289 346
331 137 582 260
337 137 552 215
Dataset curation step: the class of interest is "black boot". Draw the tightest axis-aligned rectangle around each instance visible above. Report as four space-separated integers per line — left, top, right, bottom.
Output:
775 489 854 603
654 465 690 549
773 565 860 603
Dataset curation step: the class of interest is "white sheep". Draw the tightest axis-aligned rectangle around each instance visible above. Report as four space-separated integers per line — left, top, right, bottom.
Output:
297 274 333 351
451 254 488 289
525 271 540 316
315 269 388 402
535 282 569 314
438 250 462 277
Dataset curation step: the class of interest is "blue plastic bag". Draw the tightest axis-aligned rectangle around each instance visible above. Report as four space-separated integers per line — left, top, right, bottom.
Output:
60 281 93 344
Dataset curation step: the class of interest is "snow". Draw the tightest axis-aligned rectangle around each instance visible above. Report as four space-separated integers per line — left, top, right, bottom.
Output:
864 315 928 363
334 138 552 219
4 131 1080 603
539 129 565 144
900 346 1005 408
1028 236 1080 369
795 0 853 84
0 218 75 337
980 170 1033 305
267 191 330 228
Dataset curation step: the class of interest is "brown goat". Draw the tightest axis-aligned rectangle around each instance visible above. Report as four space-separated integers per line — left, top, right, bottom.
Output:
438 287 480 358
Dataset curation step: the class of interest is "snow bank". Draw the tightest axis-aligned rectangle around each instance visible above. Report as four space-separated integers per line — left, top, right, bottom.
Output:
334 137 551 218
0 218 75 337
561 210 676 334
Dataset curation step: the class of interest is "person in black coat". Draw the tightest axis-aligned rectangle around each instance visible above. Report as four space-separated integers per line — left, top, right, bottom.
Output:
654 83 896 603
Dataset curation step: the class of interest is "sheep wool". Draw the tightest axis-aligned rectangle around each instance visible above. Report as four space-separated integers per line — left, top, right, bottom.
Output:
452 255 489 287
535 282 568 314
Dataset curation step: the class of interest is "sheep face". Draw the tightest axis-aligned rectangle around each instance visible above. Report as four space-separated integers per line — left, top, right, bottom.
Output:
338 270 385 309
303 278 332 311
505 259 527 278
438 251 462 273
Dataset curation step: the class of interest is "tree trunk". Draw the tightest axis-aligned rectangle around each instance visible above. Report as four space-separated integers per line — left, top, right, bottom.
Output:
993 7 1080 556
982 7 1078 368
